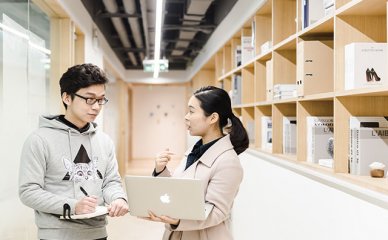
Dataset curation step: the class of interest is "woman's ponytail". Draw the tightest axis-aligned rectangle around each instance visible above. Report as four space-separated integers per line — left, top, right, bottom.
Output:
193 86 249 155
229 114 249 155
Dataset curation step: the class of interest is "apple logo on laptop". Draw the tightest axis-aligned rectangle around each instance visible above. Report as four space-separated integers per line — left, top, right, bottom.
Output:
160 193 171 204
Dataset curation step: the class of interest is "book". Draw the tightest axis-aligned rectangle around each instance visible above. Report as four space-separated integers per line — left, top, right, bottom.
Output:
261 116 272 151
306 117 334 163
350 127 388 176
231 75 242 105
283 117 297 155
311 126 334 164
344 43 387 90
265 59 273 101
60 206 108 220
246 120 255 144
349 116 388 175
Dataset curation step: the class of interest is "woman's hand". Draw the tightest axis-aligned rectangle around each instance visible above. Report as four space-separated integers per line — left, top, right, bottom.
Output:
155 148 175 173
142 211 180 226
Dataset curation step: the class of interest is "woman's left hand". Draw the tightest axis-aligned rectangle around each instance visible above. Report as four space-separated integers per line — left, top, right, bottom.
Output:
142 211 180 225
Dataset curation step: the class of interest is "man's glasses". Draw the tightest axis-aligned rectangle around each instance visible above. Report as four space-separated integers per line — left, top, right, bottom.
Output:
73 93 109 105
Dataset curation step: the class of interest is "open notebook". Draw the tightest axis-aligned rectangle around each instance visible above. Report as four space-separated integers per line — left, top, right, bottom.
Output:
60 206 108 220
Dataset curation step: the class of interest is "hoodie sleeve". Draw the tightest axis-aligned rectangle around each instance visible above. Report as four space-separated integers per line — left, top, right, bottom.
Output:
19 133 78 215
101 136 127 204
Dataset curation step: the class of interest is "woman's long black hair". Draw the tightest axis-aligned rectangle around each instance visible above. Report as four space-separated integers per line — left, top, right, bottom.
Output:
193 86 249 155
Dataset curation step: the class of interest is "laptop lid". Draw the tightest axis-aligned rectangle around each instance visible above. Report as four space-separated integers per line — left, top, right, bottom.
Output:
125 175 210 220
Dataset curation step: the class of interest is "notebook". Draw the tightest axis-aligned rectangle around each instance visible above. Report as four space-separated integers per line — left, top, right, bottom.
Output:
60 206 108 220
125 175 213 220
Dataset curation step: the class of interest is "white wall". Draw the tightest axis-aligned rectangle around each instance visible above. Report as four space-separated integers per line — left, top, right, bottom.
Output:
233 151 388 240
132 85 187 159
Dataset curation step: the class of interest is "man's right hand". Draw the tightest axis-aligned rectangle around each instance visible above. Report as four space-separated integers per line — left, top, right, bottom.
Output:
75 196 98 214
155 148 175 174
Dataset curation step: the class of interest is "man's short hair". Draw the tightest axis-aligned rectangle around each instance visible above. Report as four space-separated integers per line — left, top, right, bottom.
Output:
59 63 108 108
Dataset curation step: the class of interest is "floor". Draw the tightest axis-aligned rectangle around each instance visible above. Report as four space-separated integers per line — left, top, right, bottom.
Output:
106 158 180 239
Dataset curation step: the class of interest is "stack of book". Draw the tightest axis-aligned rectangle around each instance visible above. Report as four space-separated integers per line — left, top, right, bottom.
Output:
349 116 388 176
273 84 297 100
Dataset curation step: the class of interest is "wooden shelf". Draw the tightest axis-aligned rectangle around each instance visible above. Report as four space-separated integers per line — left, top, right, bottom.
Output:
337 0 386 16
192 0 388 197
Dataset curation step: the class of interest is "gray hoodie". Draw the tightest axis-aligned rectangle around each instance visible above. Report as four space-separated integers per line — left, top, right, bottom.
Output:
19 115 127 240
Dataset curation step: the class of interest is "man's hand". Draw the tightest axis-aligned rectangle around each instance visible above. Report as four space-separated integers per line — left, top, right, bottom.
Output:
75 196 98 214
108 198 129 217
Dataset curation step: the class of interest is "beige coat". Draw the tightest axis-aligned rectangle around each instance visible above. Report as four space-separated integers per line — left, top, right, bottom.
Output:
157 135 243 240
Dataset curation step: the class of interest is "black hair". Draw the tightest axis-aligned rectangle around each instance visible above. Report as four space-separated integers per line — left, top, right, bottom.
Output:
59 63 108 109
193 86 249 155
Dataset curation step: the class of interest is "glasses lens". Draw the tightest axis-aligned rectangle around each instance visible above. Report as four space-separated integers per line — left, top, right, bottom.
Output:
86 98 97 105
98 98 108 105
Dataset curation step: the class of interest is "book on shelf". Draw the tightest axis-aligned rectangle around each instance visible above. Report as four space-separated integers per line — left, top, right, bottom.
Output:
283 117 297 155
324 0 335 16
302 0 325 29
273 84 297 100
344 43 387 90
306 117 334 164
241 36 255 65
296 40 333 97
266 59 273 101
261 41 272 54
235 45 242 68
349 116 388 176
231 75 242 105
261 116 272 151
246 120 255 144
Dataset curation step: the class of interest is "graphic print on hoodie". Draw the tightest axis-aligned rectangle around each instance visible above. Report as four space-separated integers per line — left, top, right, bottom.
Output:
62 144 103 182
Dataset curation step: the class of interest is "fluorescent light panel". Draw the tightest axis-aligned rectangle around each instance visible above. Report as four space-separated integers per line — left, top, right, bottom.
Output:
153 0 163 78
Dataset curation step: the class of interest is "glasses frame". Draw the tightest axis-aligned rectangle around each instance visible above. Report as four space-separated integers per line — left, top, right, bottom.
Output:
73 93 109 105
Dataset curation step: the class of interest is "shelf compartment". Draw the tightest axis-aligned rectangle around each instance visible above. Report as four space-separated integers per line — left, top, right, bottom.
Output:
337 0 386 16
298 16 334 39
297 100 334 163
242 66 255 104
255 105 273 151
272 102 297 154
334 96 388 173
242 107 255 147
273 46 297 88
254 0 272 56
334 14 386 91
273 0 297 46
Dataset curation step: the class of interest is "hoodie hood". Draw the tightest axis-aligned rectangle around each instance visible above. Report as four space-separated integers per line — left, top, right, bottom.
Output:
39 115 98 135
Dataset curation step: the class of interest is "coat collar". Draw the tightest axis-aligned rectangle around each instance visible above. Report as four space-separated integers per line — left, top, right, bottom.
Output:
195 134 234 168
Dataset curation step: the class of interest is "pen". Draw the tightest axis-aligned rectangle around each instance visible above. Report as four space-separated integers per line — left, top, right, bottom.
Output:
80 186 89 197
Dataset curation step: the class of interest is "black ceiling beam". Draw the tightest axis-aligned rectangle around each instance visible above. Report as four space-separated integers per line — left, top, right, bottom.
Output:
97 12 142 18
113 47 146 53
164 38 206 43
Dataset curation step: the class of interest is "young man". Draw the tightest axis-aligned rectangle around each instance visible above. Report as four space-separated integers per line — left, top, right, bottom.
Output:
19 63 128 240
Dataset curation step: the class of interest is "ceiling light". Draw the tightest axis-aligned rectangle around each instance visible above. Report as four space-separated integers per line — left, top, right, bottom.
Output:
153 0 164 78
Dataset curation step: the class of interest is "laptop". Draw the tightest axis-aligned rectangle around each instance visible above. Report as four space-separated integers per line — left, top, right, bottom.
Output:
125 175 213 220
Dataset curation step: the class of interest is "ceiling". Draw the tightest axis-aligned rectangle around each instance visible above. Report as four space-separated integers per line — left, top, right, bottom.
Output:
81 0 238 71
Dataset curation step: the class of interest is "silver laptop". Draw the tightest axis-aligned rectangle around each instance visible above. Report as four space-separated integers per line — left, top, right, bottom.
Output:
125 175 213 220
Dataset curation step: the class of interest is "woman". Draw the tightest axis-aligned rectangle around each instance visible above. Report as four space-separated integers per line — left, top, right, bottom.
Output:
147 86 249 240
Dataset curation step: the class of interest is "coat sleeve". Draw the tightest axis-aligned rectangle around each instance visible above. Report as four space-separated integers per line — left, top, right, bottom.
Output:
170 154 243 231
19 133 78 215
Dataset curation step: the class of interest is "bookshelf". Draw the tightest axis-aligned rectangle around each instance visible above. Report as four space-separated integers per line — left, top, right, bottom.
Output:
191 0 388 195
